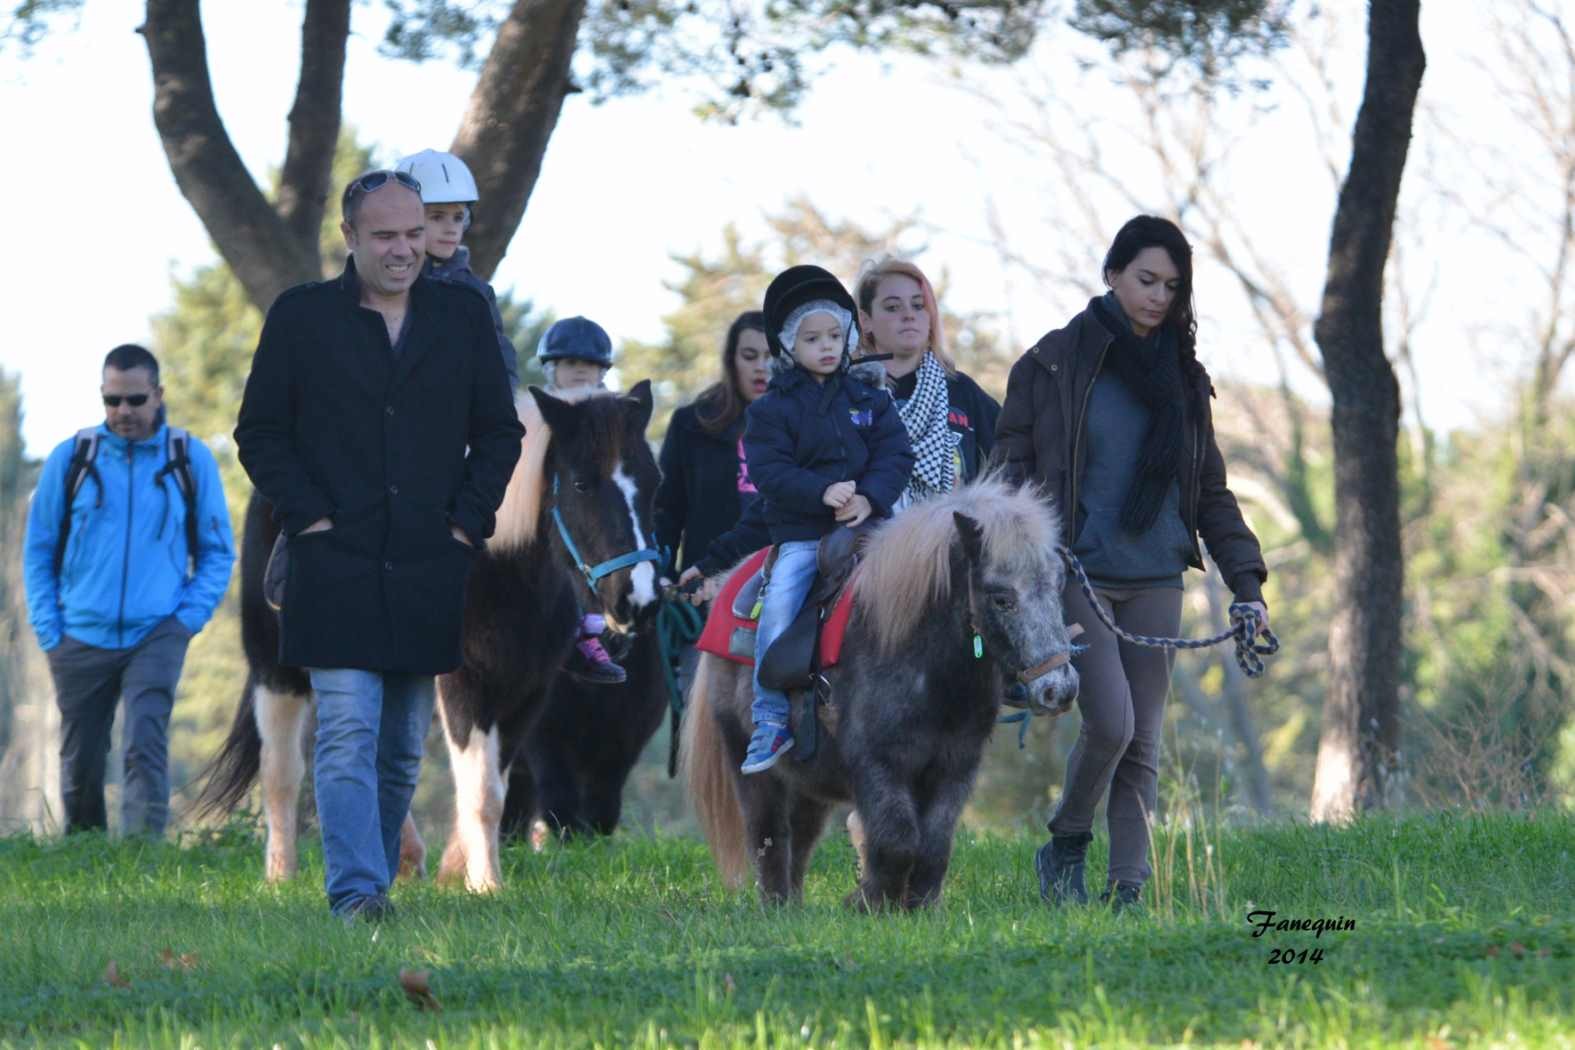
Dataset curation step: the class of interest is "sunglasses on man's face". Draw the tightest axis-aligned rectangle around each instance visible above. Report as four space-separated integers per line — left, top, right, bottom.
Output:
103 394 151 408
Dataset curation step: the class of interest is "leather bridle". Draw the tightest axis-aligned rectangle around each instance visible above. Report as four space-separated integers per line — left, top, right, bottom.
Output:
965 572 1083 684
1014 623 1084 683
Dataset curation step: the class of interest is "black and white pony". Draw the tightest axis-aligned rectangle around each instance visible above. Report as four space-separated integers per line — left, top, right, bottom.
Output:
197 383 666 892
681 479 1080 909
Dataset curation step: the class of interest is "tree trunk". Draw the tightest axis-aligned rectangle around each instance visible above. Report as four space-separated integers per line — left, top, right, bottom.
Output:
140 0 347 311
454 0 587 280
1308 0 1425 823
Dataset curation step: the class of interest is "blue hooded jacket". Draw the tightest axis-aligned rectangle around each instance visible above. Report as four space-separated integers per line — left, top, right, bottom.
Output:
743 364 914 544
24 421 236 651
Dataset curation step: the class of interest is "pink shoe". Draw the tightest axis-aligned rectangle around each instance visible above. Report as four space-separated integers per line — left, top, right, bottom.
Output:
567 634 627 685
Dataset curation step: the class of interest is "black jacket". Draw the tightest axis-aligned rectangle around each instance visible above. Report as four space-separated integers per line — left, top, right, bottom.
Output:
993 305 1266 602
423 246 519 389
235 261 524 674
653 402 756 574
744 366 914 545
888 367 1002 484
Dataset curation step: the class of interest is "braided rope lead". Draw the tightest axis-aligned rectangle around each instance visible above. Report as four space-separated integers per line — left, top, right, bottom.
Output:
1057 546 1280 678
656 593 706 777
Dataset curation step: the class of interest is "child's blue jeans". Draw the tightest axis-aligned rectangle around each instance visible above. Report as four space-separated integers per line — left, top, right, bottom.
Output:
751 540 820 729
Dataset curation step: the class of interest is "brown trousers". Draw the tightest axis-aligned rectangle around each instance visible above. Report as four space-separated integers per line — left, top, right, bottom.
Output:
1048 581 1182 886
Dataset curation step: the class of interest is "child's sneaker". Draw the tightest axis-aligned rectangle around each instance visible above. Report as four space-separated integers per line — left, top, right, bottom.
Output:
567 635 627 685
740 724 794 774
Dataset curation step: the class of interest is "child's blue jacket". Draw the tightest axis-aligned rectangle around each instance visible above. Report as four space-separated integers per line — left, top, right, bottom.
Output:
743 365 914 544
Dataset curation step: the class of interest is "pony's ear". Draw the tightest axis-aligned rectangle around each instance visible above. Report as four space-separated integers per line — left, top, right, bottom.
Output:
953 512 985 568
622 379 654 435
528 385 579 437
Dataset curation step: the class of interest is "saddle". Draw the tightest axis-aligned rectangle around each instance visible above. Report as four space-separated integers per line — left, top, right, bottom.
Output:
696 524 875 760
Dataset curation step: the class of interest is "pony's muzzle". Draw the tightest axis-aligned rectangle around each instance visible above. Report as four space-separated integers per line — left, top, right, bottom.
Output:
1032 622 1084 715
1030 664 1080 716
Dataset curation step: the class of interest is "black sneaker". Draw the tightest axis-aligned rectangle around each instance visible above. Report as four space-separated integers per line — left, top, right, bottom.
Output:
566 635 627 685
341 893 396 924
1034 832 1092 906
1100 881 1142 915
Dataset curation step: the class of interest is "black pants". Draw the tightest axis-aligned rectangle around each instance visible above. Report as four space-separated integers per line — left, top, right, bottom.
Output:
45 617 192 836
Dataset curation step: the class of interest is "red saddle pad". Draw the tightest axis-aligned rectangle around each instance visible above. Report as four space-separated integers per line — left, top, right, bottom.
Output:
696 547 858 669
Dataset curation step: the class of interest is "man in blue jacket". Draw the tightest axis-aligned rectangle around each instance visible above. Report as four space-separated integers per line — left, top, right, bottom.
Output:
23 344 236 836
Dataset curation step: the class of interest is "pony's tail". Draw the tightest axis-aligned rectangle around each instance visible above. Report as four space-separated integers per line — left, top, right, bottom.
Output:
680 652 748 888
191 671 262 820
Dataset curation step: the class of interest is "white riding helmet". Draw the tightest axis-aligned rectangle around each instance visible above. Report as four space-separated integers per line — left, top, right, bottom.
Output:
395 149 479 205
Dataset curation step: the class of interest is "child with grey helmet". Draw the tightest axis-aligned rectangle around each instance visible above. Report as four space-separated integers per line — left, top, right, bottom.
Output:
395 149 519 388
537 316 628 685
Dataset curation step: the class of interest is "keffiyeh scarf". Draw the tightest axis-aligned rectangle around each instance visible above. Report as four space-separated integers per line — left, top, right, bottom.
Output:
896 352 961 505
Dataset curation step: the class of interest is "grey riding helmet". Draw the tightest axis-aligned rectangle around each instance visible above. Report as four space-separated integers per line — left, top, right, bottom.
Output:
536 316 613 367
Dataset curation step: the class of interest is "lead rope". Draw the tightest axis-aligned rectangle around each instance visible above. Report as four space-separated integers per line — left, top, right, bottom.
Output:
999 548 1280 750
1057 545 1279 677
657 570 706 777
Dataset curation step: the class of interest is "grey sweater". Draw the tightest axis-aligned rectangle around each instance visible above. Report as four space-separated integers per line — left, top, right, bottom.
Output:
1070 369 1191 589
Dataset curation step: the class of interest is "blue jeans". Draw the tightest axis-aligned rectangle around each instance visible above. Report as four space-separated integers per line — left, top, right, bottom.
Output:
751 540 820 730
307 668 435 914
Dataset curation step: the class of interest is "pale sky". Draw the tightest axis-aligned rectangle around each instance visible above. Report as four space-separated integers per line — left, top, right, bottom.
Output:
0 2 1548 458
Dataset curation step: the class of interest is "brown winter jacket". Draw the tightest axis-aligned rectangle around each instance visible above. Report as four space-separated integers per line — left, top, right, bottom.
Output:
993 304 1267 603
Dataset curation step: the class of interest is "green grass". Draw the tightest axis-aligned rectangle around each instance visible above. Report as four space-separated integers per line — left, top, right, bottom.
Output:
0 811 1571 1048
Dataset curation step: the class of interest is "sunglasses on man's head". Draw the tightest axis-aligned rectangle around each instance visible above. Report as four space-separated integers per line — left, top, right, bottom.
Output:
342 169 423 211
103 394 150 408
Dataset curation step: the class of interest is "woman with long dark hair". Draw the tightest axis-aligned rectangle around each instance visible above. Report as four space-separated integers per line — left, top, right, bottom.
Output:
996 215 1269 912
654 311 770 576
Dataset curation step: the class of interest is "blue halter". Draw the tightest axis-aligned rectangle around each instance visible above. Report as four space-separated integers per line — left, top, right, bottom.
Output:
549 476 662 587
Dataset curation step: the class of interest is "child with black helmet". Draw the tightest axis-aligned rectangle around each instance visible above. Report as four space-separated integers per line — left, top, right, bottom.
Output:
536 316 626 684
538 316 614 395
733 265 914 773
395 149 519 388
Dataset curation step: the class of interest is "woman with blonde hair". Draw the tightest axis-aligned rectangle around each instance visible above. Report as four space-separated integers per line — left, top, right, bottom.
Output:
853 257 999 511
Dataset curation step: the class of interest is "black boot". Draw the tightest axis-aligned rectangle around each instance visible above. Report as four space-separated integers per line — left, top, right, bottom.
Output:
1101 880 1142 915
1034 832 1093 905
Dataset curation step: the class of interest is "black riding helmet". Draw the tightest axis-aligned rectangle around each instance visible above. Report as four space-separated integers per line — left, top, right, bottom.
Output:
761 265 858 361
536 315 614 367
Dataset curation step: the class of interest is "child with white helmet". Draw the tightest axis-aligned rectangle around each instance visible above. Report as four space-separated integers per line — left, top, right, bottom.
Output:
537 316 628 685
395 149 519 388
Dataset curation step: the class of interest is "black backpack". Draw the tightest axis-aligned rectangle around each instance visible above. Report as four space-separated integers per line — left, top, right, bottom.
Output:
52 427 200 574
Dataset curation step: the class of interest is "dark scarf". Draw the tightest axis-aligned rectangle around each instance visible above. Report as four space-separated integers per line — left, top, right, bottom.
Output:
1088 294 1186 534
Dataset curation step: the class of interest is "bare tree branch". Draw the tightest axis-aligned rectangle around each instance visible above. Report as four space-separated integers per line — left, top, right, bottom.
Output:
455 0 587 279
140 0 318 309
275 0 350 250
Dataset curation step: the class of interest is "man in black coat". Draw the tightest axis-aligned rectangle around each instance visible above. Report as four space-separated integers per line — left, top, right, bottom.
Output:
235 169 523 920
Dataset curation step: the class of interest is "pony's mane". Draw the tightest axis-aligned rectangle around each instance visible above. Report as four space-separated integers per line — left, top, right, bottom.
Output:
489 387 626 554
850 476 1061 659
